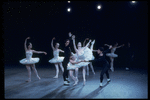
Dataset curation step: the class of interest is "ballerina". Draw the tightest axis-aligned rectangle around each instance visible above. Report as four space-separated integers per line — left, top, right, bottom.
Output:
67 54 85 86
83 38 96 75
104 42 124 72
19 37 47 82
72 35 92 85
49 37 64 78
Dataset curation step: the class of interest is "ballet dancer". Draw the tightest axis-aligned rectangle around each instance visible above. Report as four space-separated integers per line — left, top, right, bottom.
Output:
19 37 47 82
84 45 112 87
104 43 124 72
63 32 73 85
83 38 96 75
72 35 92 85
49 37 64 78
67 54 85 86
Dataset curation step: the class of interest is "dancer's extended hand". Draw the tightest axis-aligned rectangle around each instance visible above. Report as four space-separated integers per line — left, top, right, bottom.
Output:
26 37 30 40
52 37 55 40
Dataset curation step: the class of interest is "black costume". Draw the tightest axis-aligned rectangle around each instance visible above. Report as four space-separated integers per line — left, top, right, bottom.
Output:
89 48 111 83
63 37 72 82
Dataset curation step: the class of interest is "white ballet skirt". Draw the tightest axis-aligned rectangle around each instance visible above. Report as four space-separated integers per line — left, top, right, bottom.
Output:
49 50 64 63
106 48 118 58
67 47 93 70
19 51 40 65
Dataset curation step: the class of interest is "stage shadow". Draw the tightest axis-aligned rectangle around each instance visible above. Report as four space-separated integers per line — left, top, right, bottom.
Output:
41 85 64 99
83 82 109 99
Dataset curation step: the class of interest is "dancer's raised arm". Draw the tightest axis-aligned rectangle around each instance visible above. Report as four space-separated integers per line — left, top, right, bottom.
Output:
83 39 91 50
116 44 124 48
83 38 89 47
90 40 95 51
104 44 110 47
24 37 30 51
51 37 55 50
72 35 78 53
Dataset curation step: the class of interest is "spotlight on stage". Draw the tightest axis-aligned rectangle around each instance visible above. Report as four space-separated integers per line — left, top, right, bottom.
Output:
97 5 101 9
97 5 102 10
132 1 136 3
68 1 70 3
67 8 71 12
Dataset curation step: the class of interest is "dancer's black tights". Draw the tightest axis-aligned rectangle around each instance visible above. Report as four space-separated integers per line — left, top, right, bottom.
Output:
100 64 110 83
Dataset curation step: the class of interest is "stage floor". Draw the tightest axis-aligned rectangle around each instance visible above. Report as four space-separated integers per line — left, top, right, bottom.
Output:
4 65 148 99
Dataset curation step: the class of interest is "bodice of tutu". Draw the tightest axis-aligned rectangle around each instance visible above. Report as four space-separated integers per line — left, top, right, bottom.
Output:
111 48 116 53
53 50 59 58
26 51 33 60
77 49 85 60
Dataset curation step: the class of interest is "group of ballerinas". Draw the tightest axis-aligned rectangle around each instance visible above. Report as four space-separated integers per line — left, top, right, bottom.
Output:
19 32 125 87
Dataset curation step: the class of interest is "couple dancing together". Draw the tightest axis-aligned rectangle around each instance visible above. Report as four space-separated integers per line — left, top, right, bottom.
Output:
61 32 112 87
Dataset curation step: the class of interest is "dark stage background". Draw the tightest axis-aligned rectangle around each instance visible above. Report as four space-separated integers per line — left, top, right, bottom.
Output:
2 1 148 69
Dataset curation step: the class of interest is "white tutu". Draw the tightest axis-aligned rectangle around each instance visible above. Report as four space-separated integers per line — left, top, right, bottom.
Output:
67 62 77 70
49 50 64 63
49 57 64 63
20 58 40 65
106 53 118 58
75 47 93 68
19 51 40 65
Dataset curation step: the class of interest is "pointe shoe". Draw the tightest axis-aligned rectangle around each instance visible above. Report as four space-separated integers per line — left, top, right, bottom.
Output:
73 81 78 86
87 73 89 76
83 79 86 86
26 79 31 82
110 67 114 72
93 72 95 75
37 76 41 80
53 76 58 78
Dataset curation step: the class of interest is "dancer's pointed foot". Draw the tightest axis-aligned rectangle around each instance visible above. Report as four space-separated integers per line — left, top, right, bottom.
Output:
73 77 79 86
37 76 41 80
26 78 31 82
53 76 58 78
87 72 89 76
93 72 95 75
110 67 114 72
76 77 79 83
83 79 86 86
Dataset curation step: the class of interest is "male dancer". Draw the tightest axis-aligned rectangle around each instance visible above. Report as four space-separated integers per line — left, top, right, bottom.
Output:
63 32 73 85
85 45 112 87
